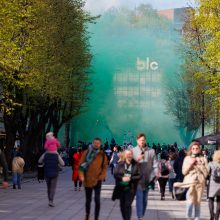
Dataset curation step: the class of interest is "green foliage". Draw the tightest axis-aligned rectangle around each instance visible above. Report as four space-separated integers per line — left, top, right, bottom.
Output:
0 0 93 111
0 0 94 165
183 1 220 108
167 1 220 139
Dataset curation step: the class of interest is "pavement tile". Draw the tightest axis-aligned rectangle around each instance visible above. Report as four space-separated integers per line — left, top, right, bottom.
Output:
0 168 211 220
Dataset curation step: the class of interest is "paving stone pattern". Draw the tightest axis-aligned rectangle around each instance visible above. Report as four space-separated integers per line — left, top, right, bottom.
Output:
0 168 210 220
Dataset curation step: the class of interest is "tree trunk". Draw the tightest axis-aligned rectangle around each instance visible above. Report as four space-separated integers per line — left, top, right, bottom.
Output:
3 114 17 169
64 122 70 147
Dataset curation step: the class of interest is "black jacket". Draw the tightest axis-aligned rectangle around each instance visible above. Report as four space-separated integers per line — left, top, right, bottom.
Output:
114 160 141 195
0 149 8 181
44 153 59 178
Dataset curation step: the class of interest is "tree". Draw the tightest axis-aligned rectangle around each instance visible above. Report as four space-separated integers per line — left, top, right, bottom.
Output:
166 71 200 145
180 2 220 133
166 4 218 144
0 0 94 168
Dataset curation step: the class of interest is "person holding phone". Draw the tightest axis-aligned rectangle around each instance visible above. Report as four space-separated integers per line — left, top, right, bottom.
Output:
182 141 209 220
132 133 158 220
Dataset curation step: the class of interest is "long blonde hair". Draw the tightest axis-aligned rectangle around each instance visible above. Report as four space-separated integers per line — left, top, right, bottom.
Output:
213 150 220 163
118 151 125 162
187 141 201 156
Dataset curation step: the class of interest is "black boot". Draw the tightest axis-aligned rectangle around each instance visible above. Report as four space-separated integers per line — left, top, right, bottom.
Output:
216 200 220 220
85 214 89 220
209 198 215 220
13 184 16 189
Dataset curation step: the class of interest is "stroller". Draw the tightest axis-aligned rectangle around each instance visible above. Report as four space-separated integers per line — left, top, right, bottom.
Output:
37 163 44 182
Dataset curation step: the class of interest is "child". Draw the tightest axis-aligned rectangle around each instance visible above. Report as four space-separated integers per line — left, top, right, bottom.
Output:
72 148 82 191
44 132 61 152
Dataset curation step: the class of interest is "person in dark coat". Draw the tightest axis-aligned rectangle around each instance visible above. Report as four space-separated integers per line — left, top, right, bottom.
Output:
114 149 141 220
38 152 64 207
173 149 186 182
157 152 172 200
0 148 9 188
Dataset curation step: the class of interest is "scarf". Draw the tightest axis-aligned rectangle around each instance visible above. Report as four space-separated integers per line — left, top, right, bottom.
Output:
79 145 100 172
120 162 132 191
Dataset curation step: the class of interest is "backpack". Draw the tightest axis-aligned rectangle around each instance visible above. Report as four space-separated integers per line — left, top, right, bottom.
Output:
44 153 59 178
213 166 220 183
161 161 169 176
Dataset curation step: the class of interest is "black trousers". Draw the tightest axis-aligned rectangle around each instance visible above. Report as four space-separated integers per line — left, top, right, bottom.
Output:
158 177 168 197
209 196 220 219
74 176 82 188
119 190 133 220
85 181 102 219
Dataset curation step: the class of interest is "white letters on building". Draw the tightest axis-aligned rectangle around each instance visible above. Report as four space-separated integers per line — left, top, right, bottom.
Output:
136 57 159 71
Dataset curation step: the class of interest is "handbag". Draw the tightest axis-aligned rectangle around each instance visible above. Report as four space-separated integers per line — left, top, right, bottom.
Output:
173 186 188 201
112 184 122 201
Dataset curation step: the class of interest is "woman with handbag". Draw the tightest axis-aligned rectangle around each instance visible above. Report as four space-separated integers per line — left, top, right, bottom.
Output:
208 150 220 220
113 149 141 220
181 141 209 220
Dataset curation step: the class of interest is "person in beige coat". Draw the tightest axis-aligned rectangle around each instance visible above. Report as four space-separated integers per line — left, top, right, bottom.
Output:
12 153 25 189
179 141 209 220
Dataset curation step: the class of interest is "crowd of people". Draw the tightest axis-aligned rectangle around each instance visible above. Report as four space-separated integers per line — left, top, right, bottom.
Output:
0 132 220 220
69 134 219 220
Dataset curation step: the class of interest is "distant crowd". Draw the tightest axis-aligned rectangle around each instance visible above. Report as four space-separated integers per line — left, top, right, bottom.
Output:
1 133 220 220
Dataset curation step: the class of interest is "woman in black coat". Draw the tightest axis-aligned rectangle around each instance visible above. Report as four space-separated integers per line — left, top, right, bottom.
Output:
173 149 186 182
113 149 141 220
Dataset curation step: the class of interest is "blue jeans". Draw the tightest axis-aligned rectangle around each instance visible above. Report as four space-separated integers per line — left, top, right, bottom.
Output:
136 189 149 218
13 173 21 188
186 203 200 220
168 178 176 193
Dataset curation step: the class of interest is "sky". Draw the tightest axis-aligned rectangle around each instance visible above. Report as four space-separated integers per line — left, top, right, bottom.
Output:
84 0 195 14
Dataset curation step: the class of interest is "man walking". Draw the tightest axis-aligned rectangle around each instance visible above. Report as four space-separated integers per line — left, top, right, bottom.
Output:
132 133 158 220
79 138 108 220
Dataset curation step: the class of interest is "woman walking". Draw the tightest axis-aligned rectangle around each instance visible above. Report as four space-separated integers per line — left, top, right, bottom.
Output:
39 151 64 207
12 152 25 189
174 149 186 182
113 149 141 220
110 145 120 175
182 141 209 220
208 150 220 220
168 150 177 199
157 152 171 200
72 148 82 191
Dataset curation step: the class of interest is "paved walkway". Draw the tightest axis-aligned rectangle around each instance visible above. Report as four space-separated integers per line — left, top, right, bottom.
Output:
0 168 210 220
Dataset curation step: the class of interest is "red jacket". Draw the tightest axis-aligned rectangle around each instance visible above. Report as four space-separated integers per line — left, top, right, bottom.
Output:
72 152 82 181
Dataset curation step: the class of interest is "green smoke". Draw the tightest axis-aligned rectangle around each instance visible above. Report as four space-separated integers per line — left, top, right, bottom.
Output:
71 5 183 146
